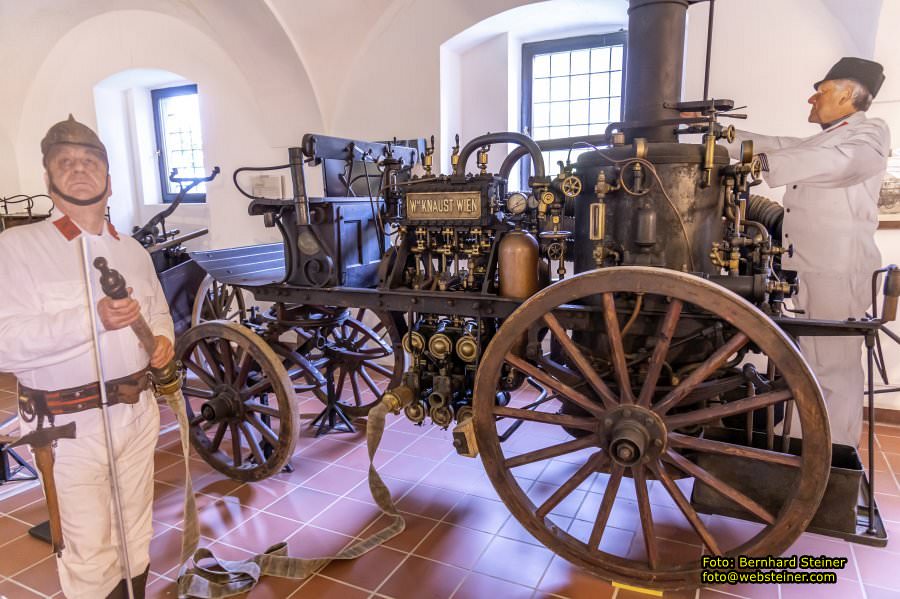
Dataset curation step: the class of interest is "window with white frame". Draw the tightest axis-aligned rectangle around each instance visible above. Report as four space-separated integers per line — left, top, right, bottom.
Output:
521 32 626 185
151 83 207 203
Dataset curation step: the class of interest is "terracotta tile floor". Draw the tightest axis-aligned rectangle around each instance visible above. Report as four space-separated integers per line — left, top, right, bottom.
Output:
2 372 900 598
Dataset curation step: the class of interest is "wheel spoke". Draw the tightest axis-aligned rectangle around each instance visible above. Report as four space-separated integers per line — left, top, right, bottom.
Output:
649 460 722 555
363 360 393 377
601 293 635 404
197 340 223 382
230 423 243 467
633 465 659 569
493 405 598 432
349 371 363 407
240 422 266 465
243 376 274 398
653 332 749 415
637 299 682 407
535 452 606 519
668 432 801 468
183 386 215 399
664 449 774 524
209 422 227 452
183 358 218 389
359 366 383 397
665 389 792 429
235 350 253 388
247 413 280 447
587 464 624 550
504 435 600 469
542 313 618 410
244 399 282 419
218 339 235 384
505 354 605 419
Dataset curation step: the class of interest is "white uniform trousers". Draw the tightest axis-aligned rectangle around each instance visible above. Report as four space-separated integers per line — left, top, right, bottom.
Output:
50 394 159 598
792 270 872 447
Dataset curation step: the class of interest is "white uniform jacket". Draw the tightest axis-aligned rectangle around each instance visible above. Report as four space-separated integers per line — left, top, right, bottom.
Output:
0 215 174 435
726 111 890 275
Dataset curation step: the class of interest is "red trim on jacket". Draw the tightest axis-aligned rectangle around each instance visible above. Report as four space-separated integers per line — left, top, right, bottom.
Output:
51 215 80 241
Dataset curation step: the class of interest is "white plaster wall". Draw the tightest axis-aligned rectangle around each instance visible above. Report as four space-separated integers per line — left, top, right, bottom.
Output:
12 10 305 249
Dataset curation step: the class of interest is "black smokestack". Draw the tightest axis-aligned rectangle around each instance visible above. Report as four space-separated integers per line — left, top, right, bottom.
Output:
623 0 690 142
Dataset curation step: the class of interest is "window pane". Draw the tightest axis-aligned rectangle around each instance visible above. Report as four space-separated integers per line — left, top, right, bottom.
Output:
533 78 550 103
610 70 623 96
611 45 624 70
533 127 550 140
570 124 589 137
570 100 589 125
570 74 589 100
610 97 622 120
550 125 569 139
550 52 570 76
571 49 590 75
550 102 569 126
591 47 611 72
589 123 608 135
550 77 570 101
590 72 610 98
533 102 550 127
590 98 610 122
534 54 550 78
157 88 205 195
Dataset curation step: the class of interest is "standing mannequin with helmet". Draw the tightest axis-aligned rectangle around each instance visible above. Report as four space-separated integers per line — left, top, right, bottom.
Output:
0 115 174 598
725 58 891 446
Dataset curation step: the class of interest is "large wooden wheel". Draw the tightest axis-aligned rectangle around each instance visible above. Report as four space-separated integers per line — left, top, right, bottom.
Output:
191 275 248 325
175 321 298 481
472 266 830 590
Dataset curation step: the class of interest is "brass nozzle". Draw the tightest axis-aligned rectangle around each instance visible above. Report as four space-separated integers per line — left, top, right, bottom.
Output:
382 385 416 414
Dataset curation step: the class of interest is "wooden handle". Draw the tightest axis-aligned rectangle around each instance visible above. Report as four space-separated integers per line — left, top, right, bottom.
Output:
32 446 65 555
129 316 158 355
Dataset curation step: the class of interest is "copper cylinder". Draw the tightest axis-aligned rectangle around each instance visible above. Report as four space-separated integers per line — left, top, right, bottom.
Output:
499 229 540 299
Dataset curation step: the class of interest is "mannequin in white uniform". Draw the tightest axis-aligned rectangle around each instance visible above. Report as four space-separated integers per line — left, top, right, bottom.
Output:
0 116 175 598
726 58 890 446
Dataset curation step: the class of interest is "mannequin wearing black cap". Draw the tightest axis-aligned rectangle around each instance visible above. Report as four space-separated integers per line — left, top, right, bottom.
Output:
722 57 890 447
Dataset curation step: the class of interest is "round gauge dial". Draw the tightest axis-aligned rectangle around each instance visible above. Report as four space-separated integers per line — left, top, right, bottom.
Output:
506 192 528 215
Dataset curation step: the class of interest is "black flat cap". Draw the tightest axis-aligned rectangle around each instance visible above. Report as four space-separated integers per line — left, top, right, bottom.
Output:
815 57 885 97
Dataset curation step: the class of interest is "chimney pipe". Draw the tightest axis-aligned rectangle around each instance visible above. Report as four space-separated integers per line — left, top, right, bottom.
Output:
623 0 690 142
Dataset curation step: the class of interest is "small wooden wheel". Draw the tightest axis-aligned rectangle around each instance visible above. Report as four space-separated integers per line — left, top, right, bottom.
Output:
299 308 405 418
191 275 248 326
175 321 298 481
472 266 830 590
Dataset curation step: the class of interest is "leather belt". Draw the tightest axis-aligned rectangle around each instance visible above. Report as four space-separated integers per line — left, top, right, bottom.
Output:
19 369 150 417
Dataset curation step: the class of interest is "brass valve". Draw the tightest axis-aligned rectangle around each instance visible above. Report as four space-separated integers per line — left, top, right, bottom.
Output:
450 134 460 169
766 280 792 295
477 144 490 175
561 175 582 198
423 135 435 175
594 170 618 198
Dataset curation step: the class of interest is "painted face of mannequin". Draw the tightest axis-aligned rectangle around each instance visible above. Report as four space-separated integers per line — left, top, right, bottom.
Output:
807 80 856 126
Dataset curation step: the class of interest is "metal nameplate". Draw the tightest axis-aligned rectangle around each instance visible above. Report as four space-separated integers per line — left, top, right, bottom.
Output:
406 191 482 221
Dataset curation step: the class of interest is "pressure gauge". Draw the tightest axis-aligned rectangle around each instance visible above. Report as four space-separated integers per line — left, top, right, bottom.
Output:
506 192 528 215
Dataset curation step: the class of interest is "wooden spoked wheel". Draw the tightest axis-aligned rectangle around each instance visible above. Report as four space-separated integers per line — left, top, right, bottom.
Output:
299 308 404 418
472 266 830 590
175 321 298 481
191 275 248 326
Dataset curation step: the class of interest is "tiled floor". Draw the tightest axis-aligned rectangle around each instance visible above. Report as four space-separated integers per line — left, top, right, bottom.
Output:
1 372 900 599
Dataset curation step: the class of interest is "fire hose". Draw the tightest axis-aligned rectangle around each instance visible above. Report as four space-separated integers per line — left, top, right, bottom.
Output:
92 257 405 599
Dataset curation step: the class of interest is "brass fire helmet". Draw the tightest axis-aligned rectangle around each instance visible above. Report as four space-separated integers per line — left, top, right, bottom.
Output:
41 114 110 206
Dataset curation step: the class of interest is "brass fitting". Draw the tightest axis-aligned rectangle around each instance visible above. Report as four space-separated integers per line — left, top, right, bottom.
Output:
382 384 416 415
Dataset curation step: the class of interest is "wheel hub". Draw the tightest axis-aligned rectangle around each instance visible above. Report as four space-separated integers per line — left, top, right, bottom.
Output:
602 405 666 466
201 385 242 422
